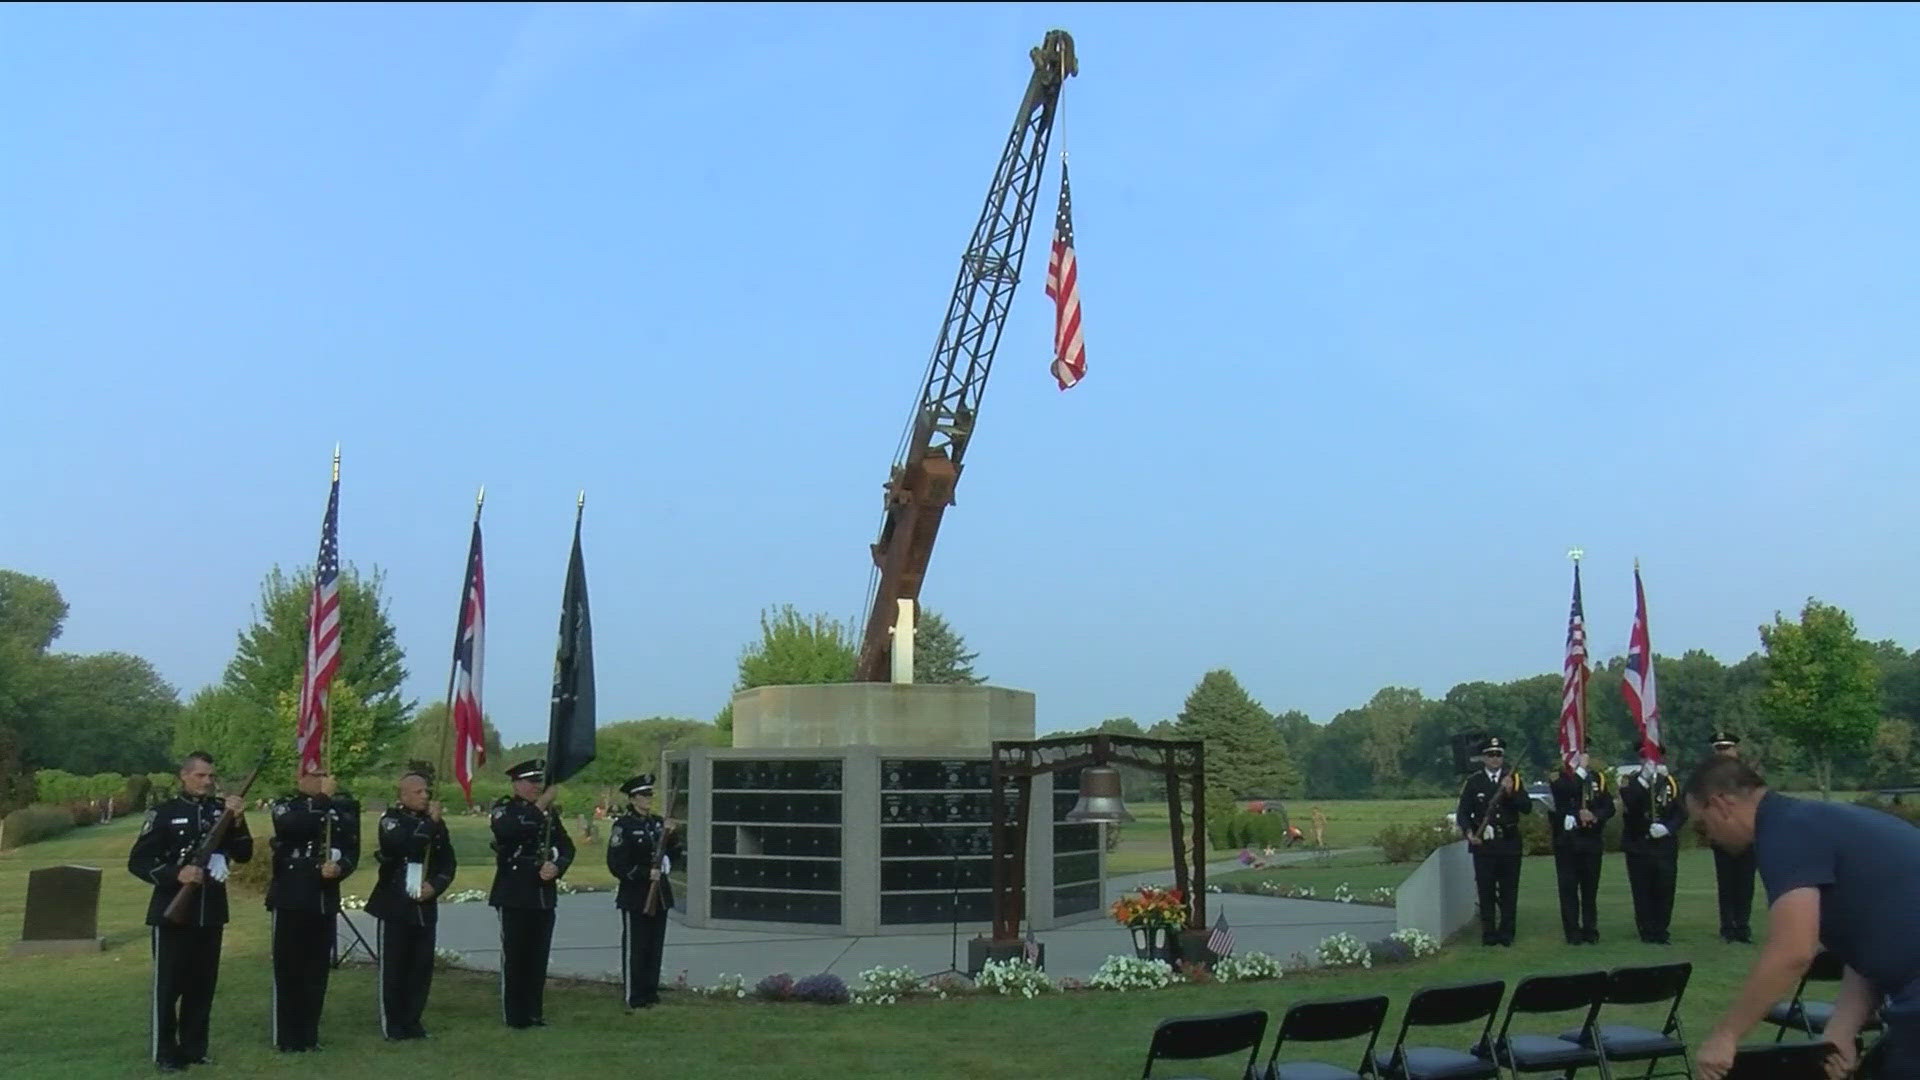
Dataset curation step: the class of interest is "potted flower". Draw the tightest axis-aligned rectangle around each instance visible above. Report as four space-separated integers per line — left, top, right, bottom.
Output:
1109 886 1188 960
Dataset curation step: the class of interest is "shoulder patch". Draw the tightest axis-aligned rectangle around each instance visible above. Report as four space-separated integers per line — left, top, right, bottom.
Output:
382 816 398 831
139 810 156 836
610 830 623 847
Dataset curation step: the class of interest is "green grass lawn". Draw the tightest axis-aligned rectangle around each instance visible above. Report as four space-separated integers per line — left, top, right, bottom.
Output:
1105 798 1452 877
1 806 1808 1079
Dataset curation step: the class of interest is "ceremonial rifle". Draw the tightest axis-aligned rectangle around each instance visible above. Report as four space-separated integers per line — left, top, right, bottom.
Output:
642 765 677 917
163 747 272 926
1474 764 1519 842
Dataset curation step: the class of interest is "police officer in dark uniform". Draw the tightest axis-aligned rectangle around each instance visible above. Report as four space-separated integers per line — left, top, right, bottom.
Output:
265 767 360 1053
490 759 576 1028
1706 730 1756 943
1549 747 1614 944
127 750 254 1072
1620 749 1685 944
607 774 684 1010
1454 736 1532 946
368 770 457 1040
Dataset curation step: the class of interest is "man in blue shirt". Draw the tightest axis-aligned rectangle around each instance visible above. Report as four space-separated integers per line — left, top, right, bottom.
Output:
1683 755 1920 1080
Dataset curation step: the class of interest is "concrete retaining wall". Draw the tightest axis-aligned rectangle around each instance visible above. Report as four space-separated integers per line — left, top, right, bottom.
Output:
1393 840 1477 941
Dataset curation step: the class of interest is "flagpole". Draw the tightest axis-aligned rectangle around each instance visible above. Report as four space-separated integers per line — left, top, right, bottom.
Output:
438 486 485 802
322 444 339 863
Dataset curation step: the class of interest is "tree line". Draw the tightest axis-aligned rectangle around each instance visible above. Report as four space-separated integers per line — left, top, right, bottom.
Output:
3 559 1914 823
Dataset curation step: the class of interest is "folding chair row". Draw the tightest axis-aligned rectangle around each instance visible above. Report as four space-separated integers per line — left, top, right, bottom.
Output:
1139 962 1699 1080
1765 948 1884 1043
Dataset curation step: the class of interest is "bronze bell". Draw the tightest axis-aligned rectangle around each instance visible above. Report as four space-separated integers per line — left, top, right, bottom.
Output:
1065 765 1133 823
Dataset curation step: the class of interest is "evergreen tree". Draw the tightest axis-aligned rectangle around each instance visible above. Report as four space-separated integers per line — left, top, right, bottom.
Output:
913 609 985 685
1171 669 1300 798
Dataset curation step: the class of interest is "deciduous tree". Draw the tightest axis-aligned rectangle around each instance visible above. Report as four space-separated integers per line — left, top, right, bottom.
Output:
1758 598 1881 799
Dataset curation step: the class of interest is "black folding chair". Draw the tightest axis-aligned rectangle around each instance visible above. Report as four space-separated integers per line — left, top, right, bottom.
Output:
1482 970 1609 1078
1260 995 1390 1080
1141 1009 1269 1079
1373 980 1505 1080
1562 962 1694 1079
1723 1041 1839 1079
1766 950 1883 1042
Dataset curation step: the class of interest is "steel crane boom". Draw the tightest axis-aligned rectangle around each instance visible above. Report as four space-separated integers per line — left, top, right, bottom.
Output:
854 30 1078 683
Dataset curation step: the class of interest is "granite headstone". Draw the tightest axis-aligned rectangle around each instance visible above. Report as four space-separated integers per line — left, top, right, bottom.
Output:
12 864 105 956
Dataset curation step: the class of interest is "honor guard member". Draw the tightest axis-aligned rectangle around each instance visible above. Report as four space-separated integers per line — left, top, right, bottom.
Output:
127 751 254 1072
368 770 457 1040
1454 736 1533 946
490 758 576 1029
608 774 685 1010
1619 750 1684 944
1707 731 1756 943
265 768 360 1053
1549 748 1615 944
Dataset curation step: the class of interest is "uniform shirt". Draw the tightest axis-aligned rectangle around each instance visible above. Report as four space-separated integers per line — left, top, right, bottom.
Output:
1755 792 1920 1001
1619 770 1685 849
127 793 255 928
265 792 361 915
367 806 457 926
1455 767 1533 851
1549 767 1615 848
488 796 576 910
607 811 685 913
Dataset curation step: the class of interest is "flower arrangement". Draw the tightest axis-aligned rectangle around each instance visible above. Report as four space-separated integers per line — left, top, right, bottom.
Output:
1108 885 1188 929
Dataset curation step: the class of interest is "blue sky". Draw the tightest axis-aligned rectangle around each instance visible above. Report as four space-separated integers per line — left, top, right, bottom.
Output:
3 3 1915 750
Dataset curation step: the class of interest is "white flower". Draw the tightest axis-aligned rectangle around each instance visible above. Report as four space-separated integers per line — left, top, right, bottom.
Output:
1090 955 1176 992
977 958 1054 997
1388 929 1442 958
1316 932 1372 970
852 965 926 1005
1212 951 1285 983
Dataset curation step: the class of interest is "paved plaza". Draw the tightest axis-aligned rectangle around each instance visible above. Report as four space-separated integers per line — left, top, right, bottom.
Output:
340 853 1399 987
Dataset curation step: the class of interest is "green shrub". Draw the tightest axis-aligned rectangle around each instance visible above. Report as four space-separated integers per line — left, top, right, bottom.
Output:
1 804 78 849
1855 795 1920 828
1373 820 1458 864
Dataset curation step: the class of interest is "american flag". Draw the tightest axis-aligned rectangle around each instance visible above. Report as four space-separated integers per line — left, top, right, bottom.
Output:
448 515 488 804
1558 562 1588 766
294 469 342 776
1206 909 1235 958
1045 157 1086 391
1623 564 1661 761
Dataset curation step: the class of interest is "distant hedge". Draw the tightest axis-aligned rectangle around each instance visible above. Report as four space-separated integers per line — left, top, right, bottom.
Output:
1 805 78 849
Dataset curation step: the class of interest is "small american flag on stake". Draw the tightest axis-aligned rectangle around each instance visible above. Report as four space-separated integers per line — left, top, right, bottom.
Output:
1206 909 1235 958
294 450 343 777
1045 156 1086 390
1558 557 1588 766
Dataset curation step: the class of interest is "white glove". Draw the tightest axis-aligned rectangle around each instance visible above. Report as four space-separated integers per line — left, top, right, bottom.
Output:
1564 815 1576 831
1574 766 1588 779
207 854 229 882
1481 825 1494 840
405 862 424 899
1649 823 1670 840
661 854 672 874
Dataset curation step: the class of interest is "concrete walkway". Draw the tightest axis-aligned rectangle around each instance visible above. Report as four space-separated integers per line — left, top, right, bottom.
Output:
375 848 1395 987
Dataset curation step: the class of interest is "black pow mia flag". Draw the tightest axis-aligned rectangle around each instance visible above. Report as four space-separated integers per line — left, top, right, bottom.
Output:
545 500 596 787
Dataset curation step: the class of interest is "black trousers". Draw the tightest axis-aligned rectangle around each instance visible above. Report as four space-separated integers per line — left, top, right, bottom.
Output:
1472 847 1522 944
497 907 556 1028
377 917 436 1039
1713 845 1756 941
1553 842 1603 942
150 925 223 1067
270 909 334 1051
1625 844 1678 942
622 907 669 1008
